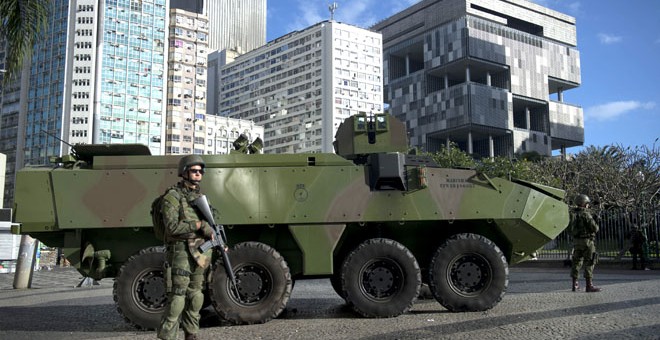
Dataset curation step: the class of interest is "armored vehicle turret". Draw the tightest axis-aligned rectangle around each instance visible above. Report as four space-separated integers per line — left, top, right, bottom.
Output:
12 113 569 329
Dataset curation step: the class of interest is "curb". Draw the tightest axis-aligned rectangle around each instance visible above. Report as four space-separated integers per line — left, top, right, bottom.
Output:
514 259 655 270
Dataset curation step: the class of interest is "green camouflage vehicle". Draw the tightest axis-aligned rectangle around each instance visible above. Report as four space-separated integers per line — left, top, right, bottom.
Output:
12 113 569 329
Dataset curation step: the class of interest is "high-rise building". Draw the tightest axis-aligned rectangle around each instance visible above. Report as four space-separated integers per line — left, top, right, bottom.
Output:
218 21 384 154
0 36 25 208
165 8 209 155
207 48 242 116
0 0 168 209
371 0 583 157
203 0 266 53
16 0 168 169
203 0 267 117
165 9 263 155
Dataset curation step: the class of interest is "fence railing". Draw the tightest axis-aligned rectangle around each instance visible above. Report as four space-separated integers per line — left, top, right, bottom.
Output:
537 209 659 261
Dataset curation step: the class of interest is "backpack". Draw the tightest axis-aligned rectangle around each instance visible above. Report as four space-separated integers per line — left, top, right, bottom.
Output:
151 187 179 241
568 209 585 238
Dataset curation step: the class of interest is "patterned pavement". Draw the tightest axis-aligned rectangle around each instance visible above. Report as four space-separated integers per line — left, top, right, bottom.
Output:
0 266 107 290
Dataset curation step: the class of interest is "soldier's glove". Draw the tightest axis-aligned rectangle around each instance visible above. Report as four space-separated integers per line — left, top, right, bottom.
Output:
199 222 214 240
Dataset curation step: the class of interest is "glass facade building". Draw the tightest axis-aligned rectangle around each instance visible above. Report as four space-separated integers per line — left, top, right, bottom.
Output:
19 1 69 166
96 0 168 152
15 0 168 171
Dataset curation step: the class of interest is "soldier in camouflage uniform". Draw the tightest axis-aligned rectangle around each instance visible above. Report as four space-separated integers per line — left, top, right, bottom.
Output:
569 194 602 293
157 155 214 340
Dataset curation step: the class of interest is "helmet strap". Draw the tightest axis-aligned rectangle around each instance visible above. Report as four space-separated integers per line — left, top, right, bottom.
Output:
182 173 200 187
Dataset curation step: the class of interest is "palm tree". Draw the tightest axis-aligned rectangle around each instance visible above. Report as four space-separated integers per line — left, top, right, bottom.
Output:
0 0 50 80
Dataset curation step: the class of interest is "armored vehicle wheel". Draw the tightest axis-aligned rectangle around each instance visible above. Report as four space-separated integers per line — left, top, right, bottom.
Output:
341 238 421 318
113 246 167 330
209 242 292 324
428 233 508 312
330 275 347 300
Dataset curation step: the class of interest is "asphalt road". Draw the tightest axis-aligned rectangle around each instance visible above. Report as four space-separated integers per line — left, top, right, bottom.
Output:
1 265 659 340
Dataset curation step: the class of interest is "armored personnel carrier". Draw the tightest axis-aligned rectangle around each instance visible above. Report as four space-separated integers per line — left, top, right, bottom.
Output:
12 113 569 329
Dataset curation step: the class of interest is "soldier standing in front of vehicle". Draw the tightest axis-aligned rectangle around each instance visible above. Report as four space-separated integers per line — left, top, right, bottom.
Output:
569 194 602 293
158 155 214 340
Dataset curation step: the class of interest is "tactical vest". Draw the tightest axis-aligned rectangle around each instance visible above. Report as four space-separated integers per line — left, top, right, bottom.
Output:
165 187 202 242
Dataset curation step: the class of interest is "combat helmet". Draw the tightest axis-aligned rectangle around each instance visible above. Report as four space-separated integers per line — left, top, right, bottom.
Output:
178 155 205 177
575 194 591 206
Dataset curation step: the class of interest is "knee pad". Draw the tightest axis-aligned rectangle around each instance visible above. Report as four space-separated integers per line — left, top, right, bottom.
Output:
188 289 204 311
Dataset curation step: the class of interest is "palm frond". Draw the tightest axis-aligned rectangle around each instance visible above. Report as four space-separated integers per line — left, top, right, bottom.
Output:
0 0 51 80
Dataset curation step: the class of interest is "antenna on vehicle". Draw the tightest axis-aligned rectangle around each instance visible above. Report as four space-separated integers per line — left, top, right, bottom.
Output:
329 2 338 21
41 129 73 148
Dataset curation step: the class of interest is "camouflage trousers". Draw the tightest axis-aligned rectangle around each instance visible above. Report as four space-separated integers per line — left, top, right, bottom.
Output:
157 241 206 340
571 238 597 279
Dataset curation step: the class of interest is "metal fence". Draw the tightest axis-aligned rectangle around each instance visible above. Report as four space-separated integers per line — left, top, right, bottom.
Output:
537 209 660 262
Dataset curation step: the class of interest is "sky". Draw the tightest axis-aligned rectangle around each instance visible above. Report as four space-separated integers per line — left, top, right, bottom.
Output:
265 0 660 152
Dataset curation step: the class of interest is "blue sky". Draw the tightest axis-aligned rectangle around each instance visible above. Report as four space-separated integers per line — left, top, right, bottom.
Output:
266 0 660 151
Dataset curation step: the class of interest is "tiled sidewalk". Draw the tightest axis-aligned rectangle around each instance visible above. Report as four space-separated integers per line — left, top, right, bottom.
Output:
0 267 110 290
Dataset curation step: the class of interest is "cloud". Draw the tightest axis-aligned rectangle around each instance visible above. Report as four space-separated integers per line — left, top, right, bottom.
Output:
566 2 581 14
336 1 377 27
584 101 656 121
598 33 622 44
282 0 324 34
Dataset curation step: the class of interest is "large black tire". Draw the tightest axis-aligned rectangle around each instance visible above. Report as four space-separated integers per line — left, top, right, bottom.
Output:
329 274 346 300
113 246 167 330
428 233 508 312
208 242 292 325
341 238 421 318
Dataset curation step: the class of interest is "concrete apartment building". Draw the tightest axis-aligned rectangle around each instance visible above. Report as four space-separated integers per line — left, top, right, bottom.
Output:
165 9 210 155
371 0 583 157
219 21 384 154
165 9 264 155
170 0 267 118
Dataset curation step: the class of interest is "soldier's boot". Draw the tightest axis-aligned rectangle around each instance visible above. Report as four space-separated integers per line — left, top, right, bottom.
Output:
185 333 198 340
585 278 601 292
572 278 579 292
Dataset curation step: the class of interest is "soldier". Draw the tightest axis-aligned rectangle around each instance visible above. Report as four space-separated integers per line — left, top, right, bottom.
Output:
629 225 650 270
569 194 602 292
157 155 215 340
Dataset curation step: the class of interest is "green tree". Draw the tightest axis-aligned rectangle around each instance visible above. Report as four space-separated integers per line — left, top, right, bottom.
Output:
0 0 50 80
427 142 476 168
529 141 660 216
476 156 538 182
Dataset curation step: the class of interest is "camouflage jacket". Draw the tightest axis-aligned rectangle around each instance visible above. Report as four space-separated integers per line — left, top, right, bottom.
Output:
162 181 204 242
569 207 599 239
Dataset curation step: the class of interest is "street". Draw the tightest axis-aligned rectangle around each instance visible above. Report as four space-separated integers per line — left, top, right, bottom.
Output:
0 265 659 339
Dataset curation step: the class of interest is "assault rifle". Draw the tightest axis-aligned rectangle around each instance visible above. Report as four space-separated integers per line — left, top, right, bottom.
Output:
192 195 241 300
